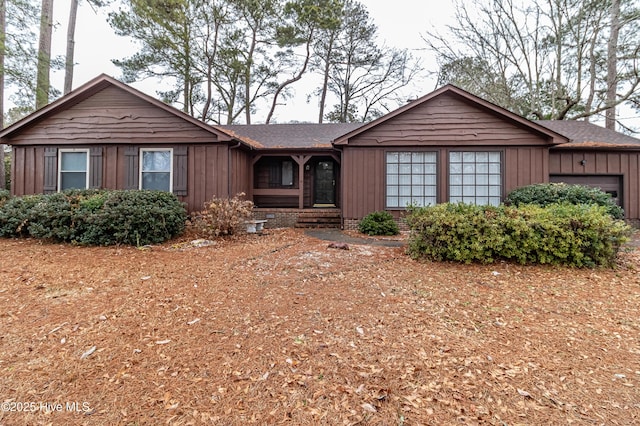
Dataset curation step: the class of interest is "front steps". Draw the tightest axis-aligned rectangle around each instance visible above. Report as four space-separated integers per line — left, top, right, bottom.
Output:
294 210 341 229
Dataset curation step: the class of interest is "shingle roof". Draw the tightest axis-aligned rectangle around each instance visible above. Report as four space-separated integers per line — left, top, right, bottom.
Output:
538 120 640 149
219 123 363 149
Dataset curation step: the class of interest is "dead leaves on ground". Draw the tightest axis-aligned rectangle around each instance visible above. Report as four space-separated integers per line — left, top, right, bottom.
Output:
0 229 639 425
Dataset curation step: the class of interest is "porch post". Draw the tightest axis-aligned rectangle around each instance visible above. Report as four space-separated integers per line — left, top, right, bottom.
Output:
293 155 311 209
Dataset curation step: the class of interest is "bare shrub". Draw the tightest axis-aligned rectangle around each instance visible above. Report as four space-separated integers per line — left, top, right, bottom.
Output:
191 193 254 238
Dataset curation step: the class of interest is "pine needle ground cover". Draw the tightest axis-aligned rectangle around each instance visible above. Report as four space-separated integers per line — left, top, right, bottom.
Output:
1 229 639 425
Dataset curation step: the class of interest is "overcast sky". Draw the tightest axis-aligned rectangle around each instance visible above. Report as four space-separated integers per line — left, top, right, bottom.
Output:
48 0 454 123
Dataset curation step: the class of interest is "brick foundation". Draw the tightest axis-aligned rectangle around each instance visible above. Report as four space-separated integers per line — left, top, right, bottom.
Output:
253 208 341 229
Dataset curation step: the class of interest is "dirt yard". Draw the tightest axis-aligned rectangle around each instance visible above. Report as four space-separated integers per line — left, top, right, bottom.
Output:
0 228 639 425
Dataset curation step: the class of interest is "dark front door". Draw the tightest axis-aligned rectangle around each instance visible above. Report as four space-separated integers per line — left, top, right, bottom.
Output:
314 161 335 205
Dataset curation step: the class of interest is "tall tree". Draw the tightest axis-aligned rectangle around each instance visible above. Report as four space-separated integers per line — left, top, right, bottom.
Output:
425 0 640 131
232 0 280 124
109 0 201 115
0 0 5 189
35 0 53 109
3 0 43 118
63 0 78 94
264 0 342 123
322 0 421 123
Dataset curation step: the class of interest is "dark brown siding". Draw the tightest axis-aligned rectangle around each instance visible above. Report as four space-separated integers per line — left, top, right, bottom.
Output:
340 91 554 222
504 147 549 193
347 93 553 147
11 143 250 213
7 87 221 145
341 148 386 220
229 148 251 198
341 146 549 221
549 150 640 220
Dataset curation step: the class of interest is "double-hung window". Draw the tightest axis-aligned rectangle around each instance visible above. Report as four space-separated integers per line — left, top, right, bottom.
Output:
140 148 173 192
58 149 89 191
449 151 502 206
386 152 437 208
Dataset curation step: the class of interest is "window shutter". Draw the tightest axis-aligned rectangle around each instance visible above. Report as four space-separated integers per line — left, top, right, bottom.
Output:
89 147 103 189
173 146 188 196
124 146 139 190
43 147 57 193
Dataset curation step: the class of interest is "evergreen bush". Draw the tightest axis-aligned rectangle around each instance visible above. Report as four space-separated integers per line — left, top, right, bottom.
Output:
358 210 400 236
505 183 624 219
0 194 44 237
79 190 186 246
406 202 631 267
0 190 186 245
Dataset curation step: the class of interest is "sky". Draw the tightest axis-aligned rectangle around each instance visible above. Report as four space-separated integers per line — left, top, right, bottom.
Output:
47 0 455 123
45 1 639 130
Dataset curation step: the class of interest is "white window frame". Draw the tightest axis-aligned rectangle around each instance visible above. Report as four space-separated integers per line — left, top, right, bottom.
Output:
58 148 90 191
449 150 502 206
139 148 173 192
386 151 438 208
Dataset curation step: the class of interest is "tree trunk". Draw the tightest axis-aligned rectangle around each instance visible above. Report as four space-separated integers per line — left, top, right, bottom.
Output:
0 0 6 189
36 0 54 109
605 0 620 130
64 0 79 95
317 33 335 124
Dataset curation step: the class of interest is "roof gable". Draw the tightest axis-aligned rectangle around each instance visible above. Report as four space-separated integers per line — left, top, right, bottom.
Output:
0 74 249 146
333 85 567 147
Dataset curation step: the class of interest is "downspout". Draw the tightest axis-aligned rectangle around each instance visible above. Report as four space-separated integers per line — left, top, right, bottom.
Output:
228 140 243 197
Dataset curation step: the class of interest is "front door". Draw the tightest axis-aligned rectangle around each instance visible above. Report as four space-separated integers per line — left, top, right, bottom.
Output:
314 161 335 206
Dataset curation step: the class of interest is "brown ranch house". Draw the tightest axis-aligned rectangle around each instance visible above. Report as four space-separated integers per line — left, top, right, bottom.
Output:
1 74 639 228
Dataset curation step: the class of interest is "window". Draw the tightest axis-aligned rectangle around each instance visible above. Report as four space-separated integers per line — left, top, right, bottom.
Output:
140 148 173 192
59 149 89 190
386 151 437 208
449 151 501 206
281 161 294 186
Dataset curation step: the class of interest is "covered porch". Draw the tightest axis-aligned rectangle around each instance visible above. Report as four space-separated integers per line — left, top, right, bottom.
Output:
249 151 341 210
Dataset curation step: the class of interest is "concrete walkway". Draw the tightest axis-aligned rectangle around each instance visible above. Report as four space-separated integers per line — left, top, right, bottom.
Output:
304 229 406 247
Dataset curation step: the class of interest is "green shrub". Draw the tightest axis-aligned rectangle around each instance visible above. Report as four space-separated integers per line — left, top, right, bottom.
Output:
0 189 186 245
0 194 44 237
191 193 254 238
406 202 631 267
80 190 186 246
358 210 400 236
505 183 624 219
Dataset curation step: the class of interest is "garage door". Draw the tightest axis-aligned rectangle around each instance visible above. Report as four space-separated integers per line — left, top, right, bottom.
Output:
550 175 622 206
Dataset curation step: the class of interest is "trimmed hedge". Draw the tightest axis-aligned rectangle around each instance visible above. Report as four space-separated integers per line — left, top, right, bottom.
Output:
358 210 399 236
505 183 624 219
406 202 631 267
0 189 186 246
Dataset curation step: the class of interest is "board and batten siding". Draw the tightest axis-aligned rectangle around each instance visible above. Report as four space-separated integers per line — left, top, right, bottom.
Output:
5 83 253 213
341 146 549 221
339 92 553 222
11 143 251 213
549 150 640 220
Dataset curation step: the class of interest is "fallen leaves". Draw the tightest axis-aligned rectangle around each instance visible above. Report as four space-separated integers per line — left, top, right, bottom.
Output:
0 229 639 425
